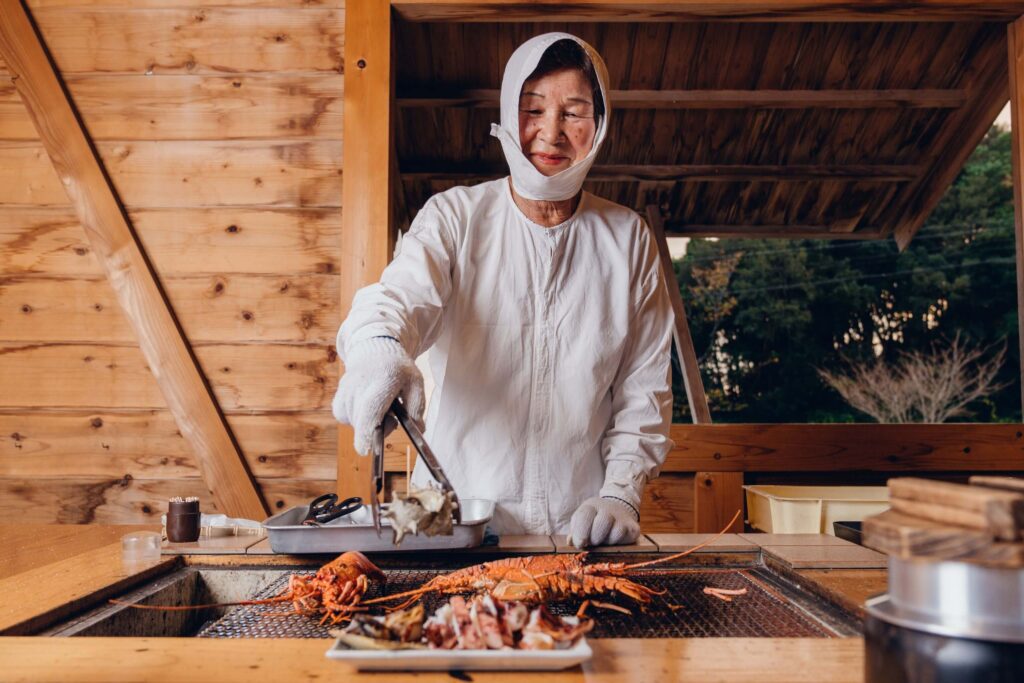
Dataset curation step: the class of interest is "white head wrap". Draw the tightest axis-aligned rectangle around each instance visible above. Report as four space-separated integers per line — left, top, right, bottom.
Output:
490 32 611 202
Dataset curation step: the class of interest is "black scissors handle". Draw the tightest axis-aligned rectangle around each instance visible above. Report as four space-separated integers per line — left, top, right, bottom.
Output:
303 493 363 525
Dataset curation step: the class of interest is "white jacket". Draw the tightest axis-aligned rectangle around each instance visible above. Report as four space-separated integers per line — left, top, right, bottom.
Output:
338 177 674 535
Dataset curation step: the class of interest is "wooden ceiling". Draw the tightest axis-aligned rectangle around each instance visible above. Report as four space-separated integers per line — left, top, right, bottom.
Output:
393 20 1011 247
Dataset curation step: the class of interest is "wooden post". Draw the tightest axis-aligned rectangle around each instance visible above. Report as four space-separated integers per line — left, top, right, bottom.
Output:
694 472 745 533
0 0 266 520
1009 17 1024 412
645 205 712 424
646 206 740 531
338 0 394 499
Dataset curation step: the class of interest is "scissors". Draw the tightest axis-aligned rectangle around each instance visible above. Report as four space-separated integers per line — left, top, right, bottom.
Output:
301 493 363 526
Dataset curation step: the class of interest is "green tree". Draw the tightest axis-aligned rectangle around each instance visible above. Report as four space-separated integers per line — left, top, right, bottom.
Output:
671 127 1018 423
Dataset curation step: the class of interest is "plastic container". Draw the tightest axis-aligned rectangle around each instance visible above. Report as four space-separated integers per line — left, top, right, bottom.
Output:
744 485 889 535
121 531 162 564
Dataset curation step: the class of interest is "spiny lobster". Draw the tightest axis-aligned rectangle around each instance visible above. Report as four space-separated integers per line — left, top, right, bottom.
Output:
111 550 385 626
364 510 742 612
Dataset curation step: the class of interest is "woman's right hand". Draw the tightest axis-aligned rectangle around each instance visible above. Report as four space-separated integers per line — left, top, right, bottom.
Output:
331 337 426 455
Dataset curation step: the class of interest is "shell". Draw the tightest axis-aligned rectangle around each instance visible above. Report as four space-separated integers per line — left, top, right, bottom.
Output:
383 484 457 545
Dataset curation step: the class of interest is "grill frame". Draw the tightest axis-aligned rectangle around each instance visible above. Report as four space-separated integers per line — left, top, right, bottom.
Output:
195 554 861 639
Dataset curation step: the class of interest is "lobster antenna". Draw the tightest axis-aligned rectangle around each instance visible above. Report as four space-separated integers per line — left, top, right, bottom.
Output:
108 595 293 611
361 585 430 606
622 508 742 571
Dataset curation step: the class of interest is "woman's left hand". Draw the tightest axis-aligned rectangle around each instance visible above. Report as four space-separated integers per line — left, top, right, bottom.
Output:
570 496 640 548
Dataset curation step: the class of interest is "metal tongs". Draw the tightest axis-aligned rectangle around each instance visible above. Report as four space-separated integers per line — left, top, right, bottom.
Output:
370 398 462 536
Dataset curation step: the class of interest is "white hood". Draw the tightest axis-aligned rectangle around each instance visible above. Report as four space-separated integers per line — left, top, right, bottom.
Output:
489 32 611 202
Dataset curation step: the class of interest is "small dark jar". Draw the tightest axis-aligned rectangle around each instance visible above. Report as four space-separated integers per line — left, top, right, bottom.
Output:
166 497 201 543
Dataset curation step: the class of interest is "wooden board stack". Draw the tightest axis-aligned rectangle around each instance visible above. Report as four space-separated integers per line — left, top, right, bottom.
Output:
863 477 1024 569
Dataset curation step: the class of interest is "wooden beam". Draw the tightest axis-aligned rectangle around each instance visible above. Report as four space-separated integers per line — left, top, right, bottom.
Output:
392 0 1024 22
646 206 711 424
661 423 1024 473
402 164 920 183
694 471 744 533
339 0 393 501
0 0 266 520
1010 17 1024 413
398 88 967 110
666 226 884 240
653 202 723 532
891 31 1010 250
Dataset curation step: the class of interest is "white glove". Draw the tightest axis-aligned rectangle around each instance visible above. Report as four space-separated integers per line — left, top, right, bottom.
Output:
331 337 425 455
570 496 640 548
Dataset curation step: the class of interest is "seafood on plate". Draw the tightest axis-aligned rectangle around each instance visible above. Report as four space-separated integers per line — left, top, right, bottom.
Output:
332 603 429 650
331 595 593 651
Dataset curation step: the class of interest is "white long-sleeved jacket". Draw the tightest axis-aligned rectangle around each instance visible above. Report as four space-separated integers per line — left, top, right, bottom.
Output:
338 178 674 535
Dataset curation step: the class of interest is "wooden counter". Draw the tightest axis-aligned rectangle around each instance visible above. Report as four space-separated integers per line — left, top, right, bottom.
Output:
0 525 880 682
0 636 865 683
0 524 172 635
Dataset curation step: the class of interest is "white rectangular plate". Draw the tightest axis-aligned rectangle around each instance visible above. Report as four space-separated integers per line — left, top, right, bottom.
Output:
325 638 592 671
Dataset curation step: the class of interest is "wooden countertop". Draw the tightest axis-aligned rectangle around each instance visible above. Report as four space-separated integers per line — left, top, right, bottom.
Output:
0 524 173 635
0 636 865 683
0 524 881 682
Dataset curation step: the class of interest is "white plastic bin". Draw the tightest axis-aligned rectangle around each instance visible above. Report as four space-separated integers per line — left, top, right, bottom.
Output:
744 485 889 535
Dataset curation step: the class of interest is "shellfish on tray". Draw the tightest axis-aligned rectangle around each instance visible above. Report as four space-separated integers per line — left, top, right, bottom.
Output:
383 483 458 545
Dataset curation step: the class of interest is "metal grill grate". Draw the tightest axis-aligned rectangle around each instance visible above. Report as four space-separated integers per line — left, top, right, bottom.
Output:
197 566 839 639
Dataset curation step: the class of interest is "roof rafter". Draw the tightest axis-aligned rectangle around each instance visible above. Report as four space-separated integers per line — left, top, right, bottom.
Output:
402 163 921 182
392 0 1024 22
399 88 967 109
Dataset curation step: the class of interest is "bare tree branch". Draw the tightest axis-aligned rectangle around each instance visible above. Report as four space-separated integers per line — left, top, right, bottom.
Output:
818 334 1009 423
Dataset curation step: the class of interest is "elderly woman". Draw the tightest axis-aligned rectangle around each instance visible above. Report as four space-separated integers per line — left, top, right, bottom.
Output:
333 33 674 547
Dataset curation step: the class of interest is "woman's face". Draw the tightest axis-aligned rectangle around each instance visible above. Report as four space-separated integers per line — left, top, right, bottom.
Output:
518 68 597 177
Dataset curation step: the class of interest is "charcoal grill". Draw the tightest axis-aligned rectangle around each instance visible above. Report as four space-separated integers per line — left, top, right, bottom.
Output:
197 563 858 639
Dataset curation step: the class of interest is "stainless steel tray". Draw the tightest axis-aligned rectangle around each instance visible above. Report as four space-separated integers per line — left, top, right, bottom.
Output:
262 498 494 554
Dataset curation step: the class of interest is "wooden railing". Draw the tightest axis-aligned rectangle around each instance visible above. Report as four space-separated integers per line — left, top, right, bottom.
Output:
667 423 1024 531
384 423 1024 532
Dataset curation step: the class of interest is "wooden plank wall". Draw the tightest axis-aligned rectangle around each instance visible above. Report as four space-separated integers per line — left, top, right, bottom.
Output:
0 0 345 523
0 0 697 531
1 3 1018 534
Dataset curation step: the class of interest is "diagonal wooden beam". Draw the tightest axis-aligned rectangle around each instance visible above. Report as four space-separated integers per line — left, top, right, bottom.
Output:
1009 16 1024 413
648 205 741 533
0 0 267 520
645 205 711 425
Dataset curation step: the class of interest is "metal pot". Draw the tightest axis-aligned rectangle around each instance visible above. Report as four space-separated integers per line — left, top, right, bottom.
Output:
864 556 1024 683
